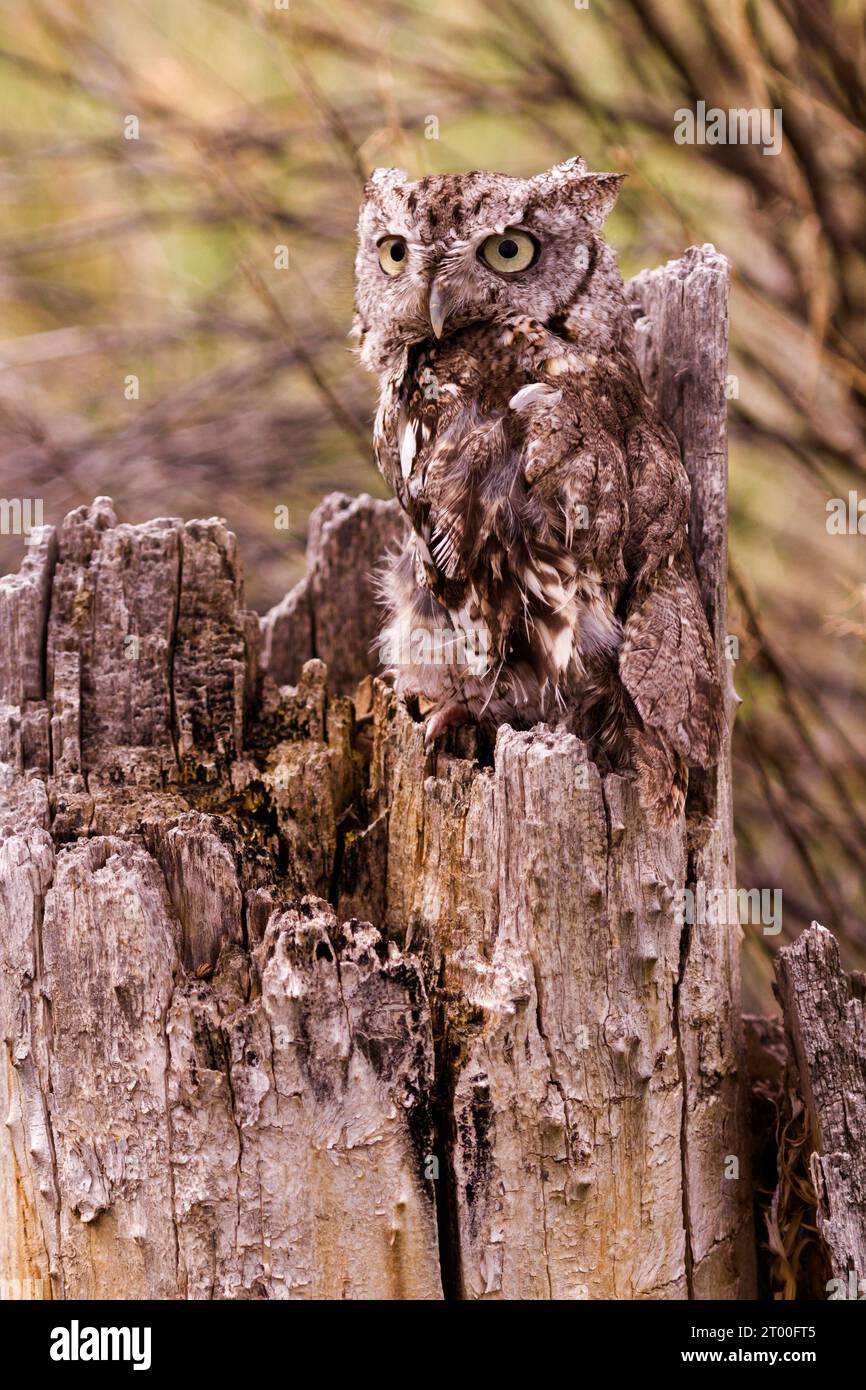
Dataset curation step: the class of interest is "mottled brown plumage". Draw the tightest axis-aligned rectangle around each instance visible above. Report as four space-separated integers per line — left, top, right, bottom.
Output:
354 158 724 824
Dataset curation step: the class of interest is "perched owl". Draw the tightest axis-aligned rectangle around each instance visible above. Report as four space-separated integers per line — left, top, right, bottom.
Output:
353 158 724 825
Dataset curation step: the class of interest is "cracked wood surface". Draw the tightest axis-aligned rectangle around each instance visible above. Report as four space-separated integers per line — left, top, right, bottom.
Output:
774 922 866 1286
0 504 441 1300
627 245 754 1297
0 247 756 1299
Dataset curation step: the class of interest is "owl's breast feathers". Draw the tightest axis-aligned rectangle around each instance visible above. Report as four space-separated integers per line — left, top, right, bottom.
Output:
374 316 724 816
376 323 629 676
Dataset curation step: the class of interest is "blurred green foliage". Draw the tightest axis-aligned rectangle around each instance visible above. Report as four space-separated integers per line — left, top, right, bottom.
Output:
1 0 865 1006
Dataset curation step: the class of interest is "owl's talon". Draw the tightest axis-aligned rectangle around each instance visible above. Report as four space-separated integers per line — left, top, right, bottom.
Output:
424 700 469 746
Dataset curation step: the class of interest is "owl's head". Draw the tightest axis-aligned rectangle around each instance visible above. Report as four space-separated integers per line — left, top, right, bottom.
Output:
354 157 623 372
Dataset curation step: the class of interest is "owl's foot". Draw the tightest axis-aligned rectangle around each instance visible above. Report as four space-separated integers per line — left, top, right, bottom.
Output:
424 699 470 747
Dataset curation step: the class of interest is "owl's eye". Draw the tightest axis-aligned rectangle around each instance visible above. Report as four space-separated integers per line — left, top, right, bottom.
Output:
378 237 408 276
479 230 538 274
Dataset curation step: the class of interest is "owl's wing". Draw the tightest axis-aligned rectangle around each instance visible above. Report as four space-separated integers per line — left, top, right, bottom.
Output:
619 551 724 766
508 376 629 588
618 419 725 768
513 344 724 770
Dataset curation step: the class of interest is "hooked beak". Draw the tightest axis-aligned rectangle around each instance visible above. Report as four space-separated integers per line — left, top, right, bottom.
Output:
428 278 454 339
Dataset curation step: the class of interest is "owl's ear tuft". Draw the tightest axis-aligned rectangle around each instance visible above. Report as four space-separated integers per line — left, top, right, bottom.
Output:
576 172 626 228
546 155 589 180
365 167 410 199
537 160 625 228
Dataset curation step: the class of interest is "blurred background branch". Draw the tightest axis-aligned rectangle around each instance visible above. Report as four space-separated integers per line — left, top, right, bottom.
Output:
1 0 864 1006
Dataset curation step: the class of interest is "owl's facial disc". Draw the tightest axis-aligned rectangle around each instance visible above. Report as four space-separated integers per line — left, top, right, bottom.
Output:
356 162 625 370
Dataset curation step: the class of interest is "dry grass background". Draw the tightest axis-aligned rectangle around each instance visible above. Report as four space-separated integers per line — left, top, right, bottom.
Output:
1 0 864 1009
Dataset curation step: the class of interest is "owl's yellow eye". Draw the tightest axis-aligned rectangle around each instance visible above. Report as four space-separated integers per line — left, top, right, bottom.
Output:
479 230 537 274
378 237 408 276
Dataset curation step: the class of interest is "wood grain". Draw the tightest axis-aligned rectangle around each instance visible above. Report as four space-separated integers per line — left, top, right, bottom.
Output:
0 249 758 1299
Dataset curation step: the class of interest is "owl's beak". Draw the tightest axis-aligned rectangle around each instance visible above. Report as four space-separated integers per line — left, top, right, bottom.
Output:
428 279 453 339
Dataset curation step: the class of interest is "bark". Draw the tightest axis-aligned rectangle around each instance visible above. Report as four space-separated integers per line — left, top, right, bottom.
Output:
627 245 754 1297
0 246 756 1300
261 492 405 694
774 922 866 1289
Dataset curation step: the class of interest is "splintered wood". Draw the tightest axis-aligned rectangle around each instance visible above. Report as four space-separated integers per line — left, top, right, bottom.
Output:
774 923 866 1290
1 249 756 1299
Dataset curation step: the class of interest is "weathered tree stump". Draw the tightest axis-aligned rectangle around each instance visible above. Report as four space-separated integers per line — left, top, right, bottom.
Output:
0 247 757 1300
773 922 866 1294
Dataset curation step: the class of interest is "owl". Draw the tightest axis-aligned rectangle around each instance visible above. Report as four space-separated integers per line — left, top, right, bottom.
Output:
353 158 724 826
